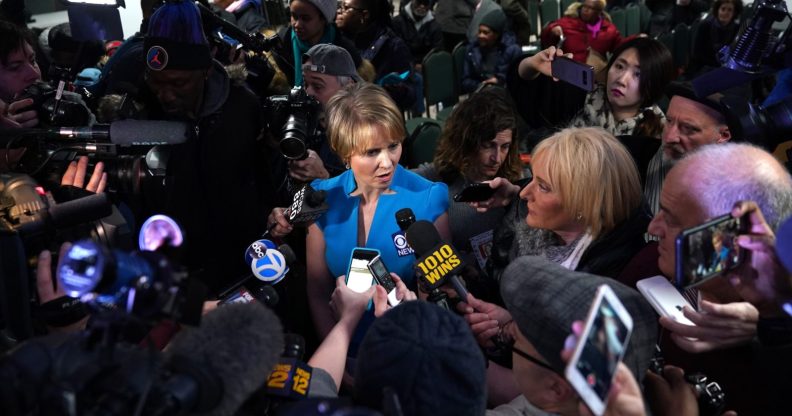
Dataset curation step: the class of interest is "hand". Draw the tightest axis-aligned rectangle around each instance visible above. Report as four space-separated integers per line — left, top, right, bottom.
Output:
482 76 499 86
457 293 512 347
372 273 416 317
61 156 107 193
37 243 89 333
468 177 520 213
267 207 293 238
561 321 646 416
727 200 792 317
659 300 758 353
329 276 374 326
4 98 38 128
288 149 330 182
551 26 564 38
518 46 571 80
0 98 22 128
643 365 699 416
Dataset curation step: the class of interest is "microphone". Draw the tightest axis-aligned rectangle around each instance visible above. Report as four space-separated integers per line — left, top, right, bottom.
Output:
264 333 313 400
46 120 191 145
218 240 297 306
285 184 328 226
392 208 416 257
405 220 469 310
163 302 285 416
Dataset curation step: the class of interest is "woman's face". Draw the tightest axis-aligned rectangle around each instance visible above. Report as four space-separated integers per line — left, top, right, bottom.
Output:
606 47 643 115
348 125 402 192
579 0 603 24
471 129 512 181
718 2 736 25
477 25 499 48
519 155 578 234
290 0 326 44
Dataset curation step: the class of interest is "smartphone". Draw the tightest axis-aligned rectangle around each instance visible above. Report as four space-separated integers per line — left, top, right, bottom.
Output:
346 248 379 293
565 285 633 416
551 56 595 92
636 276 695 326
367 255 401 307
453 182 496 202
675 214 747 289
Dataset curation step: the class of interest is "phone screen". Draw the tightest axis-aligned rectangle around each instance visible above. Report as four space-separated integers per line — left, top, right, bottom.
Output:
676 214 744 288
347 250 377 293
567 287 632 415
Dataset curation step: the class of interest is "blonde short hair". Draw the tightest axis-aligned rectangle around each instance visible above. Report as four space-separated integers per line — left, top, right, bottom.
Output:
326 83 406 161
532 127 642 238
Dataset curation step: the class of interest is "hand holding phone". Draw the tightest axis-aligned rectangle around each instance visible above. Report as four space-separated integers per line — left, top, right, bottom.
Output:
551 56 595 91
565 285 633 416
636 276 695 326
453 182 497 202
367 255 401 307
346 248 378 293
675 213 748 289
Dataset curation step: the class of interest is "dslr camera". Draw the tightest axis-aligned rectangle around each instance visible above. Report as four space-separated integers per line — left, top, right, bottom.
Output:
263 87 322 160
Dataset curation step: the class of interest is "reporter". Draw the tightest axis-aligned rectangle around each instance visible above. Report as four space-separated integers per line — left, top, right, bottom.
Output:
306 83 449 352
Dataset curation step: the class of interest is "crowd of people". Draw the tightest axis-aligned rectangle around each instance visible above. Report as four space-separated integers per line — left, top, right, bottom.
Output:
0 0 791 415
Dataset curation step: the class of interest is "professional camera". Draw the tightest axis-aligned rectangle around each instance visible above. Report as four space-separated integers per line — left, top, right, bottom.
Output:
649 349 726 416
263 87 322 160
17 81 93 127
721 94 792 152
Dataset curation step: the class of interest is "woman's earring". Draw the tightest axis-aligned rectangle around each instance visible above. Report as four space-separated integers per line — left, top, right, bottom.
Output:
345 162 351 170
576 212 583 221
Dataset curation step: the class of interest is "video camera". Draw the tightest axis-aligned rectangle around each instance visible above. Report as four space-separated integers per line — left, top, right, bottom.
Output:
263 87 322 160
18 81 93 128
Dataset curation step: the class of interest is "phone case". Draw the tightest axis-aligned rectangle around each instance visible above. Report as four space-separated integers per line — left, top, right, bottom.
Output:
346 248 379 293
636 276 695 326
551 56 595 91
453 183 496 202
674 214 746 288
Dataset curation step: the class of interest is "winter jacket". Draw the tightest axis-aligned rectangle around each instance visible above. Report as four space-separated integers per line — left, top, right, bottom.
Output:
461 31 521 93
541 15 622 63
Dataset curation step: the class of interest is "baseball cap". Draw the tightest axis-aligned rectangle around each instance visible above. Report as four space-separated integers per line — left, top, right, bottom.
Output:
303 44 362 82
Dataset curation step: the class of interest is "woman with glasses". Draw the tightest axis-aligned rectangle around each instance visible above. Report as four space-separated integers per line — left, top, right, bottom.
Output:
273 0 362 87
336 0 416 110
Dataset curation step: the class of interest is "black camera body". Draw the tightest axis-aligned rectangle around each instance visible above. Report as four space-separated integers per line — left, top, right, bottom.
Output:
649 352 726 416
263 87 322 160
18 81 92 127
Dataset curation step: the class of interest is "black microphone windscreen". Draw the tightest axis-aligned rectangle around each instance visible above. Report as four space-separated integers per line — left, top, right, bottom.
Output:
405 220 442 257
395 208 416 231
307 190 326 207
109 120 190 145
166 302 284 416
277 244 297 265
48 193 112 229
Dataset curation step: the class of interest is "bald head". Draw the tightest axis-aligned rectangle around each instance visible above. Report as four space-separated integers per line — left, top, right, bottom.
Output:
674 143 792 230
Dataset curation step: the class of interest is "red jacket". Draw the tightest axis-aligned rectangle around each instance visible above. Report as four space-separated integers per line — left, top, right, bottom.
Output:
541 16 623 63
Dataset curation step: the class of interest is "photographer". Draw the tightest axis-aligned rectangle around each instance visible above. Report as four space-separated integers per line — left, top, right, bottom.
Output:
0 20 43 129
136 0 273 295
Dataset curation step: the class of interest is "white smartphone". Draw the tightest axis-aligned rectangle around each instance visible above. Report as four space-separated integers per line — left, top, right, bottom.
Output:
565 285 634 416
367 255 401 307
346 248 378 293
636 275 696 326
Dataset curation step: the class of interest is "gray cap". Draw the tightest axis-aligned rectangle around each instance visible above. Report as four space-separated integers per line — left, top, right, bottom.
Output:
303 43 362 82
501 256 658 381
304 0 337 23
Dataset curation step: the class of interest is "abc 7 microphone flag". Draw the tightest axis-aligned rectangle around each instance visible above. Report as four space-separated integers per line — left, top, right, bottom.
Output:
245 240 289 284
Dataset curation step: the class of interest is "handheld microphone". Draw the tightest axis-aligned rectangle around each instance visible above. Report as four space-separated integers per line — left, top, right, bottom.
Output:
405 221 469 309
392 208 416 257
286 184 328 226
164 302 285 416
219 240 297 306
264 333 313 400
47 120 191 145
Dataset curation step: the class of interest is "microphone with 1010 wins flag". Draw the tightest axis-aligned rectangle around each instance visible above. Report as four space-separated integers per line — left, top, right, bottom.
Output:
405 220 464 290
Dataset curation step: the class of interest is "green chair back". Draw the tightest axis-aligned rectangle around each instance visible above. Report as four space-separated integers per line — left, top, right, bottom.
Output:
404 119 442 167
560 0 576 14
672 23 690 69
610 7 627 35
422 50 458 111
452 41 467 97
540 0 560 28
625 3 641 36
528 0 540 37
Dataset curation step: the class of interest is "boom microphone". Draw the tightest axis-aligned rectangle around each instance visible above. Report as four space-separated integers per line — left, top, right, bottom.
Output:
47 120 191 145
165 302 285 416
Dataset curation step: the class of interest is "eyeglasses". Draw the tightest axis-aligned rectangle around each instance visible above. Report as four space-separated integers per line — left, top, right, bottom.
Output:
338 3 365 13
511 345 559 374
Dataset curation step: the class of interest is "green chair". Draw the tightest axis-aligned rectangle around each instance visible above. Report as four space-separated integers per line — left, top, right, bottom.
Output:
637 0 652 33
610 7 626 36
528 0 540 38
540 0 560 28
689 18 701 56
422 50 458 121
672 23 690 69
657 31 674 55
402 119 442 168
625 3 641 36
452 41 467 97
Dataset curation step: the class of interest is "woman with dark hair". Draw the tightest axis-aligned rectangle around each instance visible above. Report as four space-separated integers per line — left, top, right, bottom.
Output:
273 0 362 87
336 0 416 110
519 37 675 138
689 0 742 75
413 87 521 281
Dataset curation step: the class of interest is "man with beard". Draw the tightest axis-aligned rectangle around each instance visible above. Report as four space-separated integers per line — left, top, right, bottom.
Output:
644 82 732 215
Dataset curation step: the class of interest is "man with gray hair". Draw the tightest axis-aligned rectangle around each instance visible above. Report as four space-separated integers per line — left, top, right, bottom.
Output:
647 142 792 414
